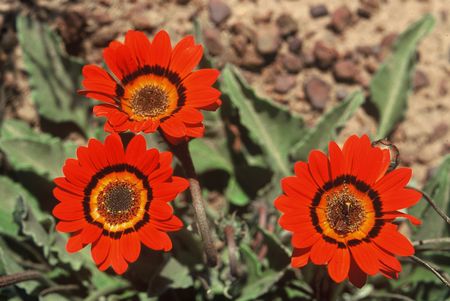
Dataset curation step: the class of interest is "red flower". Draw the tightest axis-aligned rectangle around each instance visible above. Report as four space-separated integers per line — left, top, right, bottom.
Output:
274 135 422 287
80 30 221 144
52 134 188 274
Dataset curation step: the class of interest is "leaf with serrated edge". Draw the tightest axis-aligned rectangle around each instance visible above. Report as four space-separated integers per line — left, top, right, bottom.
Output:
16 15 90 131
290 91 364 161
220 65 304 177
0 119 77 180
410 155 450 240
371 14 435 139
0 176 42 236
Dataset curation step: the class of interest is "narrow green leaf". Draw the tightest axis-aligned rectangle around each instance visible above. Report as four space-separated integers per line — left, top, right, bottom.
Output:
290 91 364 161
371 14 435 139
16 15 90 131
410 155 450 239
220 65 304 177
0 120 77 180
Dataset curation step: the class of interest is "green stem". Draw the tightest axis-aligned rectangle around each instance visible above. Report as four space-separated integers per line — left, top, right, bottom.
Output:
409 255 450 287
171 141 218 267
407 186 450 225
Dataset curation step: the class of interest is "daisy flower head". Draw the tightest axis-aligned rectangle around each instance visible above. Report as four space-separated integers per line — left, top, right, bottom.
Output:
53 134 188 274
80 30 221 145
274 135 422 287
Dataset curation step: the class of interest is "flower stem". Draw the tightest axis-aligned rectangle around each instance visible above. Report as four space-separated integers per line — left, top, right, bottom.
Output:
413 237 450 247
224 225 240 278
409 255 450 287
171 141 218 267
407 186 450 225
0 270 46 288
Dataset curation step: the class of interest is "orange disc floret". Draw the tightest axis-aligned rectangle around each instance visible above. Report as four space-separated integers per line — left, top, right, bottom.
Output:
274 134 422 287
80 30 222 144
52 134 189 274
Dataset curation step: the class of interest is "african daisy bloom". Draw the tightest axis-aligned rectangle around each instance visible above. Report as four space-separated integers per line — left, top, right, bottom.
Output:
52 134 188 274
80 30 221 145
274 135 422 287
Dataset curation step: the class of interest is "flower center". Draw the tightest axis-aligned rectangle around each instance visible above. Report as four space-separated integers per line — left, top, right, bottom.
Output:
130 85 169 118
97 181 140 225
325 185 366 236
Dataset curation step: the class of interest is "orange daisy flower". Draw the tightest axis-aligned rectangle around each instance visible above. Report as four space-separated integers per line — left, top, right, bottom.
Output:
274 135 422 287
80 30 221 144
52 134 188 274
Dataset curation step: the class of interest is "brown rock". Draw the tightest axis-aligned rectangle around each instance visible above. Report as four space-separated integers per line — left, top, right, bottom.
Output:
91 27 117 47
55 10 87 55
413 70 430 92
276 13 298 38
380 33 398 49
230 22 255 42
208 0 231 25
313 41 338 69
302 51 315 67
281 53 303 73
310 4 328 18
274 75 296 94
333 60 358 82
429 122 449 142
304 77 331 110
256 25 281 56
330 6 352 33
239 46 265 69
287 36 302 54
336 89 348 101
358 0 381 18
231 35 248 56
131 11 163 31
203 28 224 56
253 9 273 24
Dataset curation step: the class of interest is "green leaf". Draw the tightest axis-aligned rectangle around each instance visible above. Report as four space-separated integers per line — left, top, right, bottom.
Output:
410 155 450 239
0 177 41 236
220 65 304 178
237 245 284 301
0 119 77 180
290 91 364 161
16 15 90 131
370 14 435 139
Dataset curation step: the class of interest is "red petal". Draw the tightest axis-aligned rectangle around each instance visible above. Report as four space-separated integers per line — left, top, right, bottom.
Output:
120 232 141 263
184 87 221 109
138 224 172 251
372 243 402 272
56 220 86 233
328 141 345 180
185 123 204 138
380 211 422 225
279 213 312 231
373 224 415 256
175 107 204 124
80 224 103 244
152 176 189 202
274 194 309 213
342 135 360 175
349 242 379 275
160 117 187 138
110 239 128 274
293 162 320 197
66 232 85 253
87 138 109 170
328 247 350 283
348 257 367 288
124 30 151 67
151 215 183 232
291 247 311 268
380 188 422 211
54 177 83 197
136 149 159 175
125 134 147 167
291 230 321 248
310 238 337 264
104 134 125 165
183 69 220 88
149 30 172 69
308 150 330 188
76 146 97 174
52 200 84 221
170 42 203 79
280 176 315 203
374 168 412 194
102 41 124 79
149 200 174 220
91 235 111 265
